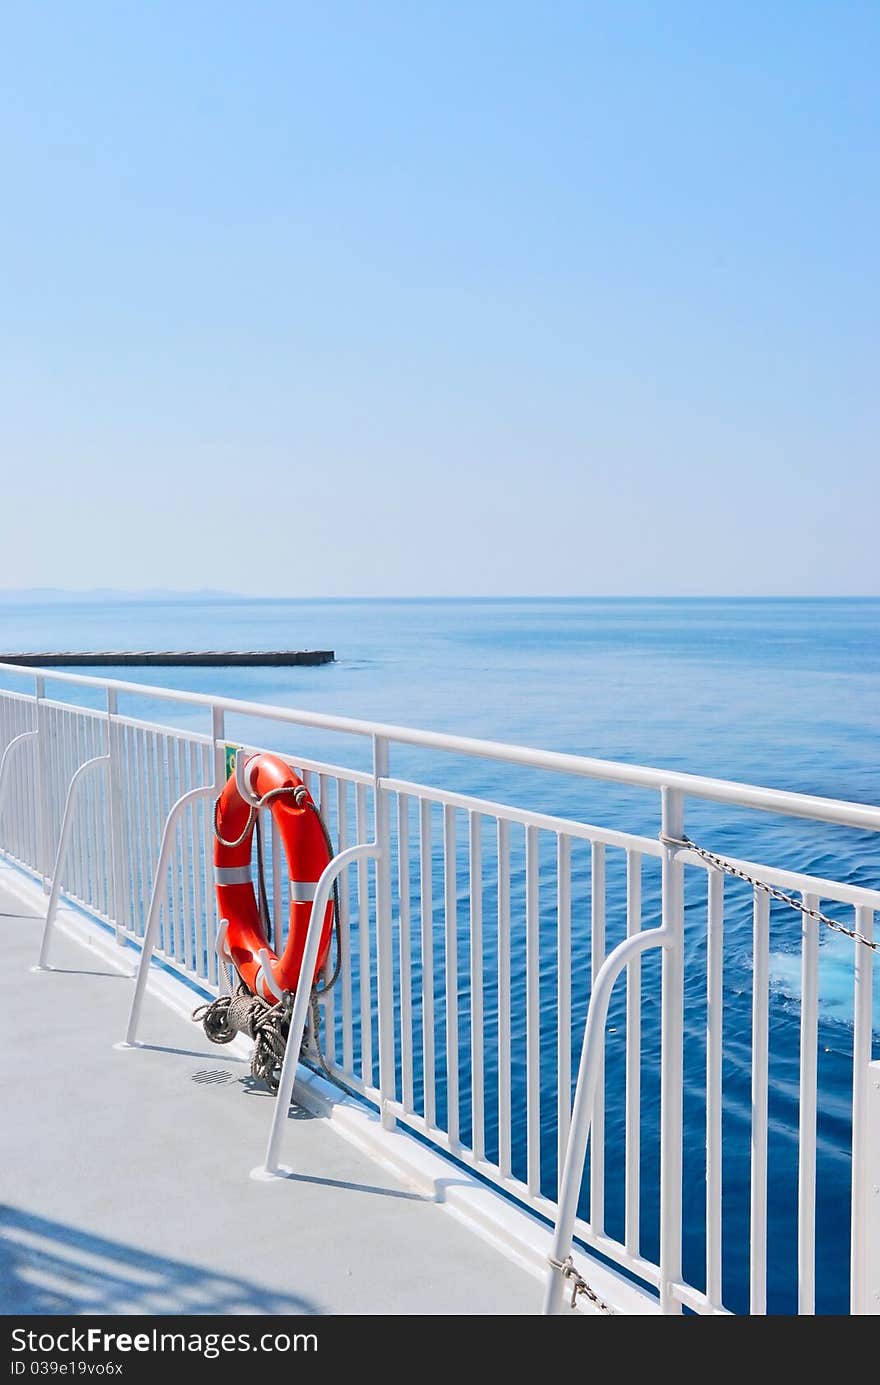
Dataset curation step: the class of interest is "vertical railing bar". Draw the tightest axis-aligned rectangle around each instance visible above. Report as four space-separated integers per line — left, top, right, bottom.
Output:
526 823 540 1196
270 801 283 953
80 713 94 908
337 778 353 1074
91 713 104 913
590 840 606 1233
16 696 32 873
750 888 770 1315
135 727 150 937
187 740 201 972
125 723 141 934
88 713 101 910
9 698 18 859
443 802 459 1145
149 731 166 953
92 712 104 909
497 816 512 1180
318 772 335 1066
659 788 685 1314
165 736 181 962
356 780 372 1085
797 891 820 1315
177 738 194 970
419 797 436 1129
207 709 226 986
105 691 124 934
65 709 79 900
625 848 643 1258
373 736 396 1125
8 704 24 864
58 709 74 901
158 731 172 955
69 710 83 903
24 700 36 867
71 711 86 903
49 705 61 884
118 720 132 936
398 792 413 1113
34 675 50 884
117 721 131 934
557 834 572 1196
469 809 484 1164
128 724 142 926
850 905 875 1314
35 690 50 884
24 699 35 866
706 866 724 1307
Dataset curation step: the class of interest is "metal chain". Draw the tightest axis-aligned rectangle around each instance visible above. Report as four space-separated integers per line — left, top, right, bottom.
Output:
547 1256 616 1314
663 834 877 952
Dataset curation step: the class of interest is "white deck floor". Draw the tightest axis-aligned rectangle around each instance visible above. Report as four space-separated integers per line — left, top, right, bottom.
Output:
1 871 544 1316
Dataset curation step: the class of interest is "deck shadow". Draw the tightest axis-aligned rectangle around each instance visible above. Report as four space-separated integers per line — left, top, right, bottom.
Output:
38 965 130 978
0 1204 319 1316
260 1170 428 1202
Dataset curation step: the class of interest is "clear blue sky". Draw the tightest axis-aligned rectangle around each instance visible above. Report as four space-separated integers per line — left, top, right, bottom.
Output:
1 3 877 596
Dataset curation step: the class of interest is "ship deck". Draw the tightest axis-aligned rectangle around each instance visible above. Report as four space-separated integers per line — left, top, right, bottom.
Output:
0 869 544 1316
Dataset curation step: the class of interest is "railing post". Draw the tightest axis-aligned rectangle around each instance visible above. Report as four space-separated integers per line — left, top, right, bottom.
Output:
855 1061 880 1314
373 734 397 1130
211 706 226 785
851 902 877 1314
34 675 51 890
659 786 685 1314
105 688 126 944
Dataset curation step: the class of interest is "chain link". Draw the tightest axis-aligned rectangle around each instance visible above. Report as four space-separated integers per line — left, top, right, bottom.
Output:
662 834 877 952
547 1256 616 1314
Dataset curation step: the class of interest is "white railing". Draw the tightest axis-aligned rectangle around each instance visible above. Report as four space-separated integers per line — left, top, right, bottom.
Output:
0 661 877 1315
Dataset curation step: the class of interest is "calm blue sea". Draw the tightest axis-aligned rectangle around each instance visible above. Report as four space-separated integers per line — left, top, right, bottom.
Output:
2 596 878 1314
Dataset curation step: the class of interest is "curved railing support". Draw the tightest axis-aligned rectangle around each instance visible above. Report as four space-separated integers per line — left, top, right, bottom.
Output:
252 840 383 1180
543 925 671 1315
36 754 110 970
122 783 219 1046
0 730 38 833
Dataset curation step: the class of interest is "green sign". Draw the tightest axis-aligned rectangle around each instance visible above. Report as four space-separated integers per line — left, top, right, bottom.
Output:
224 744 238 781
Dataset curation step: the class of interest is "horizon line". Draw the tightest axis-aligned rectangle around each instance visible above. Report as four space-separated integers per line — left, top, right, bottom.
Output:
1 588 880 602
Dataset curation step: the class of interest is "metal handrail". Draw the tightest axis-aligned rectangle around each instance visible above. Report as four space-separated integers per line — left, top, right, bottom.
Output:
1 665 876 1315
123 781 221 1046
543 924 671 1314
0 730 37 829
1 660 879 831
253 840 383 1180
36 753 110 970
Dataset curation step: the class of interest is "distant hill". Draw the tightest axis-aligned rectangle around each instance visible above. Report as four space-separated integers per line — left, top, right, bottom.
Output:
0 588 240 604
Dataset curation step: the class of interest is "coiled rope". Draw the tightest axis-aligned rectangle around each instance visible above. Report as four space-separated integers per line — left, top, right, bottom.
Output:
196 767 343 1093
193 985 293 1092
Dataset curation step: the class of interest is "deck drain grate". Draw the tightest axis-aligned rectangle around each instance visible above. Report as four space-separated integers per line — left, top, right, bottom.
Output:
190 1068 236 1085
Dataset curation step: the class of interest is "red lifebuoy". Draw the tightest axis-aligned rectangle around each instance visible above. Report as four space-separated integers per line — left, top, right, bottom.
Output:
214 753 334 1001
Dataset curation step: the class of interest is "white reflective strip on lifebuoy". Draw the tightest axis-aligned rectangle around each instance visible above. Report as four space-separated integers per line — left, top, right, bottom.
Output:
215 864 252 886
289 879 318 902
